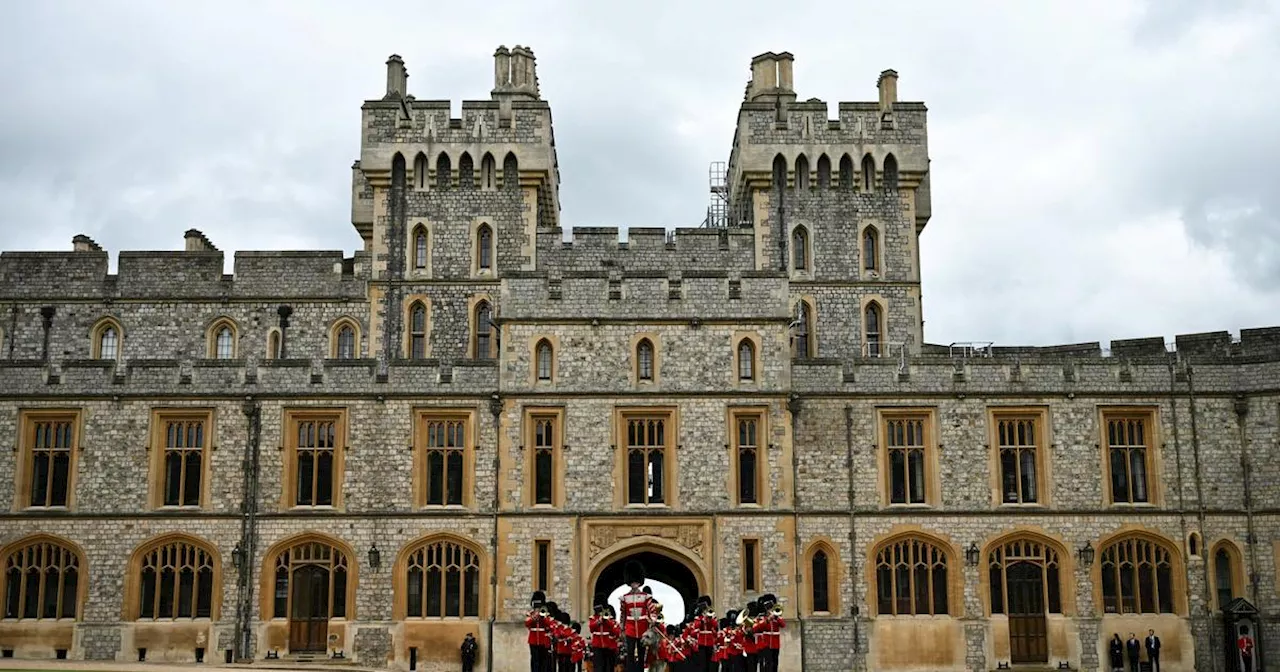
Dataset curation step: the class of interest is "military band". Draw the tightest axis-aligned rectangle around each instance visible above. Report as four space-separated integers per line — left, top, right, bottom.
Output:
524 560 785 672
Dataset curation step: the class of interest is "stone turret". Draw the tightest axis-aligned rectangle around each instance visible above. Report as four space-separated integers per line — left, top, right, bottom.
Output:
877 69 899 111
385 54 408 99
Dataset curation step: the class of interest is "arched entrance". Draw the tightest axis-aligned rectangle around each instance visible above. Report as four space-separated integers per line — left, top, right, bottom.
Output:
590 547 703 623
260 534 357 655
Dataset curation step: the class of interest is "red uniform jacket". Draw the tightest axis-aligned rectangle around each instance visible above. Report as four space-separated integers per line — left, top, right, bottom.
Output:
696 613 718 647
589 615 610 649
620 590 653 638
606 618 622 650
525 612 550 648
752 615 785 650
571 637 587 663
725 628 745 658
743 625 759 655
553 622 573 656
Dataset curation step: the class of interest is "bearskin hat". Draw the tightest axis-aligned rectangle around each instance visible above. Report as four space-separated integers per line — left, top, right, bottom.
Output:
593 593 607 612
642 586 653 595
545 601 560 618
666 624 678 636
719 616 730 629
531 590 546 608
697 594 712 607
759 593 777 608
571 621 582 633
726 609 739 623
623 560 646 586
747 600 762 618
558 611 571 625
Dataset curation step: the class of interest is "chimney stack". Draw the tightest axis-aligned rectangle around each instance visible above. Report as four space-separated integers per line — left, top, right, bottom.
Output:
385 54 408 99
775 52 795 92
72 234 103 252
878 70 899 111
494 46 511 90
748 52 778 100
493 45 539 101
184 229 219 252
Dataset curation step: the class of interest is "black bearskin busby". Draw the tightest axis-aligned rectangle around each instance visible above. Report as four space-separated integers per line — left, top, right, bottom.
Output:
747 600 762 618
545 601 560 618
759 593 777 609
557 611 571 625
697 594 712 608
623 560 646 587
643 586 653 595
593 593 607 614
666 624 678 636
571 621 582 633
726 609 739 624
719 616 730 629
531 590 546 608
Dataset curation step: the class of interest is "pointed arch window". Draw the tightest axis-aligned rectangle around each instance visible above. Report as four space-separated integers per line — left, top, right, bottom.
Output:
791 302 813 359
737 339 756 381
480 153 496 190
1099 535 1177 614
811 549 831 613
93 320 121 360
409 302 428 359
413 226 429 270
772 154 787 190
269 540 348 620
884 153 899 190
791 226 809 271
414 153 428 190
636 339 655 381
874 536 950 616
405 538 481 619
1213 543 1241 609
862 154 876 192
864 303 884 357
208 319 237 360
267 330 281 360
535 339 553 381
477 224 493 271
839 154 854 189
528 411 560 506
503 152 519 190
435 153 451 190
863 227 880 272
816 154 831 189
473 301 494 360
733 412 761 505
458 152 474 189
988 537 1062 616
134 537 217 620
2 538 82 620
795 155 810 190
333 322 358 359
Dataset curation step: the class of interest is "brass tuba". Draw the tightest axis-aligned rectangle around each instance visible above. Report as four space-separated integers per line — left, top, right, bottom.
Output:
736 609 754 628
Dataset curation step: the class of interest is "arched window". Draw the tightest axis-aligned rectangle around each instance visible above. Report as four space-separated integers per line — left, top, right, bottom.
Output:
884 153 899 190
474 301 494 360
392 153 405 191
404 538 481 619
435 152 451 190
791 302 812 359
2 537 82 620
791 226 809 271
133 536 218 620
988 537 1063 615
480 153 496 190
503 152 519 190
863 227 880 272
333 322 358 359
92 319 122 360
772 154 787 190
208 319 237 359
414 153 428 190
795 154 810 190
865 303 883 357
1099 535 1177 614
1188 533 1201 557
1213 542 1241 609
816 154 831 189
636 339 655 381
413 225 428 270
737 339 755 381
267 330 281 360
535 339 553 381
477 224 493 271
458 152 474 189
839 154 854 189
811 549 831 613
409 302 427 359
874 536 950 616
268 538 350 623
862 154 876 192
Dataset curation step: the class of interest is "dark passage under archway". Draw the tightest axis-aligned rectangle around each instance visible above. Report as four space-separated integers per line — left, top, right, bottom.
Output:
594 551 700 618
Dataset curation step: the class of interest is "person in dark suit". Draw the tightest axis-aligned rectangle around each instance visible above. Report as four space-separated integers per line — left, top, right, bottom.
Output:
1126 633 1141 672
1145 629 1161 672
1109 633 1125 672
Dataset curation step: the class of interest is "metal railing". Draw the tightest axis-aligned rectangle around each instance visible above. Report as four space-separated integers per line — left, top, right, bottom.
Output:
948 341 994 358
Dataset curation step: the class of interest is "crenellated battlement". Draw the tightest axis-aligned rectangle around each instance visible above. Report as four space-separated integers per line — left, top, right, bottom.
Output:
533 226 758 272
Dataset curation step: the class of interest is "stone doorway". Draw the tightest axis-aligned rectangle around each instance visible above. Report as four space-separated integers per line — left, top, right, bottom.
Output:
590 547 704 623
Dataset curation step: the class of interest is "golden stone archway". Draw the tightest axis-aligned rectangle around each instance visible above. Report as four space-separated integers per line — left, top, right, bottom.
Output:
581 518 712 618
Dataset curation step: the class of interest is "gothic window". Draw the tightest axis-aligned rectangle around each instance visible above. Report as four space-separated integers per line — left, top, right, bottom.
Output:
529 412 559 506
92 318 121 360
816 154 831 189
988 537 1062 615
18 412 78 509
535 339 553 381
473 301 494 360
742 540 760 592
151 412 210 508
458 152 475 189
404 538 481 619
409 302 428 359
636 338 655 382
995 414 1041 504
480 153 496 190
414 152 428 190
625 413 671 505
884 412 932 505
267 330 281 360
791 226 809 271
286 411 344 508
270 539 348 620
884 153 899 190
737 339 756 381
864 302 883 357
734 413 762 505
477 224 493 271
134 536 217 620
862 227 880 272
862 154 876 192
839 154 854 189
795 154 810 190
1105 413 1153 504
1213 543 1241 609
1188 533 1201 557
413 226 428 270
2 537 81 620
503 152 519 190
334 323 357 359
420 414 468 507
772 154 787 190
811 548 831 613
791 302 813 359
208 318 237 359
435 152 451 190
874 536 950 616
1100 535 1177 614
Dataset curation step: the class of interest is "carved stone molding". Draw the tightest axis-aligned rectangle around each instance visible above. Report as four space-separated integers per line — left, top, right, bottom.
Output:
586 521 708 561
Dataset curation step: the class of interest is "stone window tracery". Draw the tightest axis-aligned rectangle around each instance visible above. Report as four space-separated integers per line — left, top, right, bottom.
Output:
135 537 217 620
409 302 428 359
988 537 1062 615
271 540 348 620
473 301 494 360
207 318 238 359
624 412 672 506
535 339 553 381
404 539 480 619
874 536 950 616
19 412 78 509
92 318 121 360
1099 535 1177 614
737 339 755 381
2 538 81 620
636 338 655 381
285 411 345 508
864 302 884 357
1105 413 1152 504
422 415 467 506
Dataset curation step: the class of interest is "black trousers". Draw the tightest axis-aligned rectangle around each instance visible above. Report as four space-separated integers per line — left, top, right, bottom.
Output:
1128 655 1139 672
698 646 713 672
625 637 645 672
745 652 759 672
593 647 616 672
531 645 549 672
462 656 475 672
760 649 779 672
1148 651 1160 672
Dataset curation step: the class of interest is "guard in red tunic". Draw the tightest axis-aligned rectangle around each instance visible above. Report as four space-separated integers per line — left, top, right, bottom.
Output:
752 595 784 672
553 612 575 672
723 612 745 672
693 595 717 672
589 599 618 672
526 591 551 672
741 602 761 672
605 605 622 665
619 561 653 672
570 622 587 672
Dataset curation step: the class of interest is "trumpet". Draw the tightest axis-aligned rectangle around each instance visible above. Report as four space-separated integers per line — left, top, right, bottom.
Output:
771 604 783 617
538 607 549 617
702 606 716 618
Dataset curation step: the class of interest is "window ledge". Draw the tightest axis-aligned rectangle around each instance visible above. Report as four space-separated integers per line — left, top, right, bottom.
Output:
884 503 933 509
1108 502 1157 508
624 503 669 509
421 504 470 511
998 502 1045 508
20 506 71 513
156 505 204 511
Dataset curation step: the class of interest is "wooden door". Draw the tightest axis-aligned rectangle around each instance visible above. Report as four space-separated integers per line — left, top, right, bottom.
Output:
1007 562 1048 663
289 564 330 652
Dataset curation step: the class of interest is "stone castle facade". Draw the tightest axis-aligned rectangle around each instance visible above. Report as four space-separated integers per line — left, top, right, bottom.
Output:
0 46 1277 672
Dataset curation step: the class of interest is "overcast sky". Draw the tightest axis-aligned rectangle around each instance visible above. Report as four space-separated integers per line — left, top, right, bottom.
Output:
1 0 1277 347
